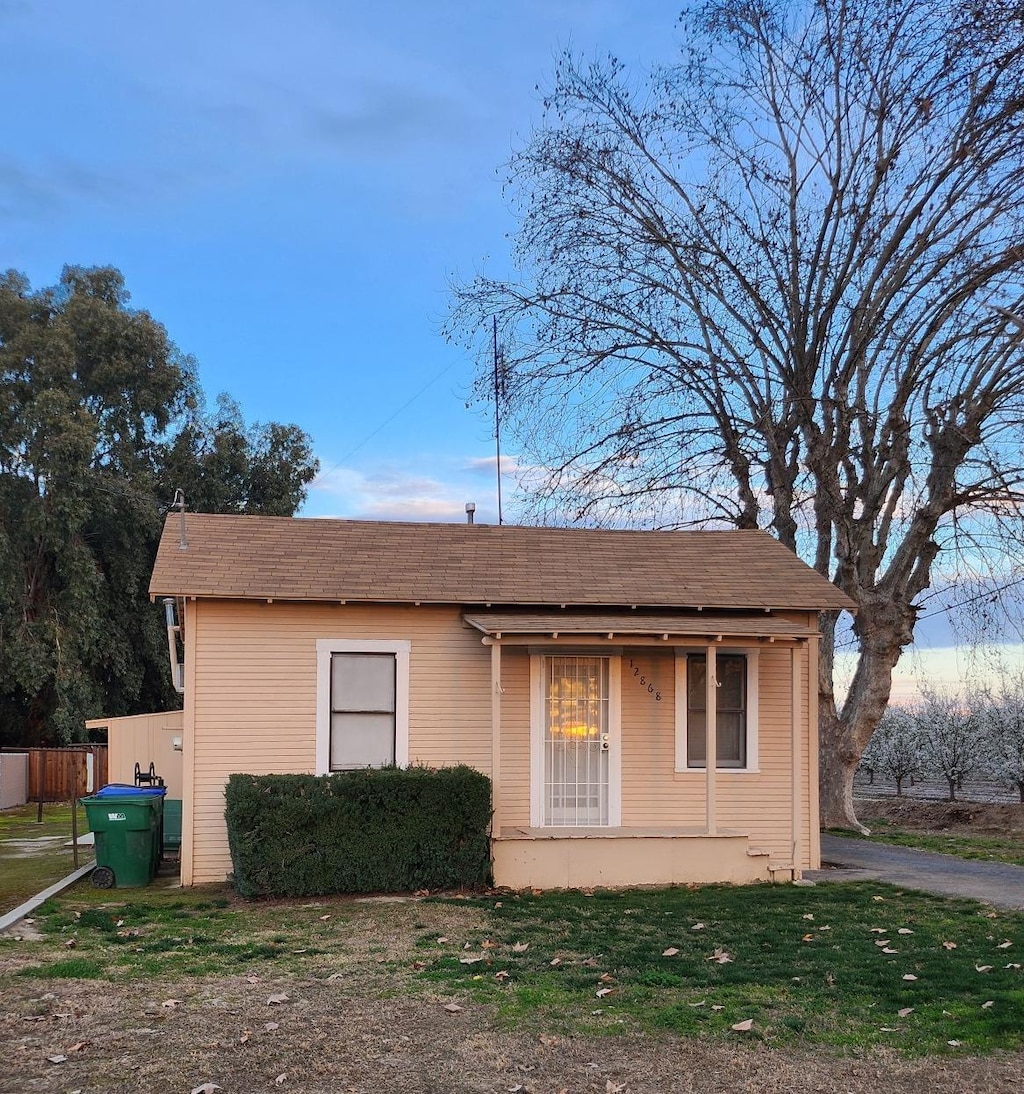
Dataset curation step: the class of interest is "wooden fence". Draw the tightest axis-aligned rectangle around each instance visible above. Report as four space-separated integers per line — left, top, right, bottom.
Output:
0 746 108 802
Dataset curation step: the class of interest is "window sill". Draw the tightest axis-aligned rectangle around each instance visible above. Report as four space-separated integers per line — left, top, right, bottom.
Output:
673 767 761 776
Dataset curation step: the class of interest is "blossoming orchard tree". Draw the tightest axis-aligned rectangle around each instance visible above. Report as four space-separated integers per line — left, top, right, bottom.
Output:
449 0 1024 828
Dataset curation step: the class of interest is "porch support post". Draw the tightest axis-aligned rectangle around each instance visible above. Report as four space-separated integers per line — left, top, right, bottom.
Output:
490 638 502 835
705 643 717 836
791 643 803 875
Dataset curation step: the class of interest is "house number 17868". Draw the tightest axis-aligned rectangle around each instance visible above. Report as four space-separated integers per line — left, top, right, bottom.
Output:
628 659 662 701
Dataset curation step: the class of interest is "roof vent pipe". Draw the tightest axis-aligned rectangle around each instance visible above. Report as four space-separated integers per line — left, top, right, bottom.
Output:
465 501 476 525
162 597 185 694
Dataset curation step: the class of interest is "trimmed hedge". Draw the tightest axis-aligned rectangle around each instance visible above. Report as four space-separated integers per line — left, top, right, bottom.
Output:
224 766 492 898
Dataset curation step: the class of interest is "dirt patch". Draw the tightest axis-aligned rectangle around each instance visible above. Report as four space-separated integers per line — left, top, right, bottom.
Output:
856 797 1024 835
1 973 1023 1094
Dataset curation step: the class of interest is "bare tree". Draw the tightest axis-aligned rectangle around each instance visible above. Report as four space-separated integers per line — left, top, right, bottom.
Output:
449 0 1024 828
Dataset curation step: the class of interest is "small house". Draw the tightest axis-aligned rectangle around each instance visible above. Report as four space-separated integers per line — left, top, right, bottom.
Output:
148 513 852 889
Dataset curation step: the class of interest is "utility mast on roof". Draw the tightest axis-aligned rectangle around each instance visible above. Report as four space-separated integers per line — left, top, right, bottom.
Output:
493 316 504 525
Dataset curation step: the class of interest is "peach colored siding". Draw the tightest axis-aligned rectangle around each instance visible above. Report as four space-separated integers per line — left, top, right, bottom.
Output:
186 599 821 884
89 711 185 800
187 600 492 883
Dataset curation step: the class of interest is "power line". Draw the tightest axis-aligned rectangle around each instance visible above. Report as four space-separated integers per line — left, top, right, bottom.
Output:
309 359 462 491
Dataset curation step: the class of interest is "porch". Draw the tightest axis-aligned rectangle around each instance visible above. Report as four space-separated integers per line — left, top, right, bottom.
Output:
492 825 782 888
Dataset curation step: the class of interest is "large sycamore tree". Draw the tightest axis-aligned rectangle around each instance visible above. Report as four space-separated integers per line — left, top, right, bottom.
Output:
0 266 318 746
449 0 1024 827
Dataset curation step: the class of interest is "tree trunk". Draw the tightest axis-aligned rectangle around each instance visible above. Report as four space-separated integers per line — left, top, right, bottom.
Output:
895 777 903 797
818 702 868 831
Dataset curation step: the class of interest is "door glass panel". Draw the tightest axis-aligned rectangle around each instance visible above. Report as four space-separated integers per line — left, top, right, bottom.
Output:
544 655 609 826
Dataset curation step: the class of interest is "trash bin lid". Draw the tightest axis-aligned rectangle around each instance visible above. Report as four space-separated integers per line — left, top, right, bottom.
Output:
94 783 167 798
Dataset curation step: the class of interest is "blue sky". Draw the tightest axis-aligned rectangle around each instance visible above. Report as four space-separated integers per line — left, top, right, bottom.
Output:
3 0 1018 686
1 0 686 524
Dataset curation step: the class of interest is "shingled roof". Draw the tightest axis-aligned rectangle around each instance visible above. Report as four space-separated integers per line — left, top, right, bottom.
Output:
149 513 853 612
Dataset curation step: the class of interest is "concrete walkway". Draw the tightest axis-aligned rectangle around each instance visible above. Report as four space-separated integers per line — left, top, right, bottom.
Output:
814 834 1024 911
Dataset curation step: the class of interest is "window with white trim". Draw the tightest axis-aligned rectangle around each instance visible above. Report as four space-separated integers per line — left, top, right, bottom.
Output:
674 649 759 772
315 639 410 774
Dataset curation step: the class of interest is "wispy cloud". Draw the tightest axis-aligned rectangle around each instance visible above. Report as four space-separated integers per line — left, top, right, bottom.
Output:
309 457 507 524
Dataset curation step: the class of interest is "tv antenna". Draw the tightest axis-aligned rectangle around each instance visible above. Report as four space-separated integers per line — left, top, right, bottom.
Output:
493 317 504 525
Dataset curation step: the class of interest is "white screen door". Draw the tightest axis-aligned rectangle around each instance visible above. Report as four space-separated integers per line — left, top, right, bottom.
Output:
544 655 609 825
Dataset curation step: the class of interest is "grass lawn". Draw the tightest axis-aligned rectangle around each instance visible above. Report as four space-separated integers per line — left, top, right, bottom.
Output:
5 878 1023 1057
843 819 1024 866
0 802 93 915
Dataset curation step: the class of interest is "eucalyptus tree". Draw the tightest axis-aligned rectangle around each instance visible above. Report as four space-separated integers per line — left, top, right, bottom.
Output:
449 0 1024 827
0 266 318 746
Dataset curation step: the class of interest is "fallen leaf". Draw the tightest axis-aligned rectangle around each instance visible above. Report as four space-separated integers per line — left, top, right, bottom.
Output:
708 947 733 964
687 999 707 1007
161 999 182 1009
22 1016 45 1022
538 1033 559 1046
494 971 510 981
436 937 449 944
869 928 888 934
64 939 76 949
802 934 815 942
598 972 616 983
898 1007 914 1017
711 1004 725 1011
947 1039 962 1047
942 941 957 950
826 972 836 986
191 1085 220 1094
662 947 680 957
691 922 706 930
982 1000 994 1009
819 925 832 931
267 993 290 1005
882 947 899 954
731 1018 754 1032
880 1026 900 1032
318 914 331 921
46 1056 67 1065
443 1003 463 1014
606 1083 626 1094
327 972 345 980
459 955 484 964
274 1074 287 1086
411 961 426 971
245 975 260 985
596 987 614 998
872 896 885 902
874 940 892 947
975 964 994 973
898 928 914 935
997 941 1013 949
902 974 918 981
67 1042 89 1053
481 939 497 949
116 919 125 928
264 1023 279 1032
239 1031 251 1044
802 913 815 920
512 942 530 953
549 957 562 967
1006 963 1022 969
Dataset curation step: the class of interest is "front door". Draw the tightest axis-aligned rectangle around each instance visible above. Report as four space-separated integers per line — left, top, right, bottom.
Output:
543 654 610 826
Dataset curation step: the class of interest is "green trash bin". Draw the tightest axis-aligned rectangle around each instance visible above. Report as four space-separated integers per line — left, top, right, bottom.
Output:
81 785 165 888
